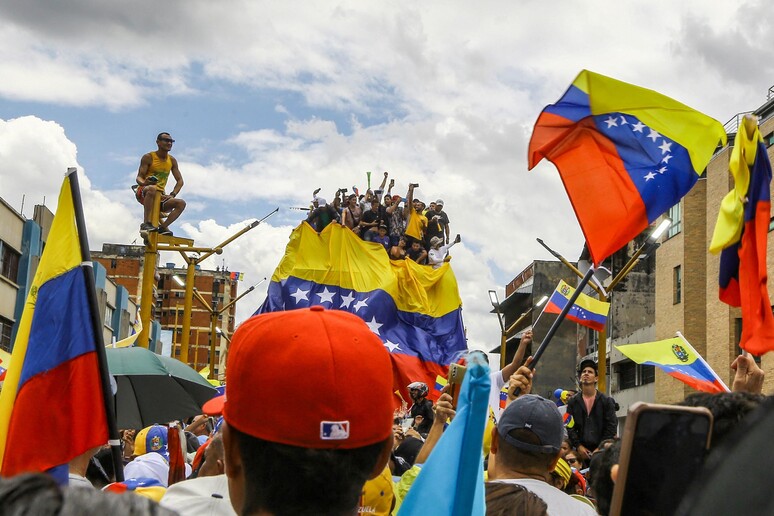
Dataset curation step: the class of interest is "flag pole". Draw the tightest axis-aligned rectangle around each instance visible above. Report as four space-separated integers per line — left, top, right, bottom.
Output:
67 168 124 482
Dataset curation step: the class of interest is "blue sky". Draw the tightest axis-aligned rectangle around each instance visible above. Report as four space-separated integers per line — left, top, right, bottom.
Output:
1 0 772 350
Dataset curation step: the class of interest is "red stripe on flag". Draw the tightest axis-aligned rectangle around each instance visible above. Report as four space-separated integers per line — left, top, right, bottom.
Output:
1 352 107 476
390 353 449 405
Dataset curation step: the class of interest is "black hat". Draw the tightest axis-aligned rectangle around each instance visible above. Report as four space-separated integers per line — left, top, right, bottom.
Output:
578 359 598 375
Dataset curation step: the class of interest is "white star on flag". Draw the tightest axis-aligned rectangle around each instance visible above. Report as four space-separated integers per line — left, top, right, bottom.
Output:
647 129 661 142
604 116 618 128
365 317 383 335
659 141 673 154
384 340 401 352
340 292 355 309
662 154 673 164
658 166 668 174
632 121 645 132
620 116 629 125
644 172 656 181
290 288 309 304
317 287 335 304
353 298 369 312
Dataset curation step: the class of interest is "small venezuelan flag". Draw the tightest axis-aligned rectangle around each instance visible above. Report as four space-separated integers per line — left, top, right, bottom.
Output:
615 336 729 393
544 280 610 332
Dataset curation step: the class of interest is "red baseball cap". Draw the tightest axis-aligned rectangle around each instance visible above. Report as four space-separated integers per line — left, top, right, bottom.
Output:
215 306 393 449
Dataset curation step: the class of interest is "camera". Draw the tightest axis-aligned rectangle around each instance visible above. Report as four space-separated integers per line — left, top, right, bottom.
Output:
410 183 419 188
339 188 348 193
146 175 159 184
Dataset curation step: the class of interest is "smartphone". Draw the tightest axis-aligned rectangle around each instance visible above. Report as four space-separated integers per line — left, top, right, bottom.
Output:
447 363 467 409
609 402 713 516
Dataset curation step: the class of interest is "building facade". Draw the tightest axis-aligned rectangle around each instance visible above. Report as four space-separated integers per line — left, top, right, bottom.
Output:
0 199 138 354
92 245 238 378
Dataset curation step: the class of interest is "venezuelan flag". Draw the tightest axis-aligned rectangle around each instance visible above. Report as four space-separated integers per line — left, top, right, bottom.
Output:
434 375 448 397
498 386 508 410
529 70 727 265
544 280 610 332
0 175 108 479
615 336 729 393
256 222 467 405
0 348 10 381
712 120 774 355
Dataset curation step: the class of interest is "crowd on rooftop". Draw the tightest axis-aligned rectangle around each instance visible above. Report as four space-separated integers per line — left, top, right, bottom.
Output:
305 172 461 268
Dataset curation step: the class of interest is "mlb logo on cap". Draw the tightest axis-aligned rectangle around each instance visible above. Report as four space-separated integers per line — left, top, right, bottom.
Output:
321 421 350 440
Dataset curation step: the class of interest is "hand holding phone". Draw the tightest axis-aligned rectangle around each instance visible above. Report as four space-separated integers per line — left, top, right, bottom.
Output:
609 402 713 516
447 363 467 409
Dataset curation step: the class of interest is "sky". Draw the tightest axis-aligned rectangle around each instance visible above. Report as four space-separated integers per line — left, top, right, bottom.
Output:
1 0 773 352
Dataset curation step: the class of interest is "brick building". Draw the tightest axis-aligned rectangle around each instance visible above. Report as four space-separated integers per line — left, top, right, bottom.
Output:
92 245 238 377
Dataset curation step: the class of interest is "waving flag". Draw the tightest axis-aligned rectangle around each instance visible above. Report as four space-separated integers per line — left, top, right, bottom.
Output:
398 358 489 516
256 222 467 404
528 70 727 265
0 348 10 381
712 119 774 355
615 335 729 393
544 279 610 332
0 172 111 481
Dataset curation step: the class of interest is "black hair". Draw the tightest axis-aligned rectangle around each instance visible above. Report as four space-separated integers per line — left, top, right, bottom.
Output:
587 438 621 516
496 428 557 473
156 132 170 140
677 391 765 448
485 482 548 516
232 427 388 516
0 473 175 516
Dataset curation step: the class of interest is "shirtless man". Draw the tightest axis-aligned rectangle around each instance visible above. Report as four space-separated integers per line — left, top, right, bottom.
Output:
136 132 186 236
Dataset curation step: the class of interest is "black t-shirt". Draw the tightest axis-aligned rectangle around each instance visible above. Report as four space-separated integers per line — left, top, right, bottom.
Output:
425 209 449 239
361 206 389 231
410 398 435 434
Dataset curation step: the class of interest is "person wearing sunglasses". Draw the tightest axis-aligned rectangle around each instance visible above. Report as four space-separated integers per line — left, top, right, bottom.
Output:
136 132 186 236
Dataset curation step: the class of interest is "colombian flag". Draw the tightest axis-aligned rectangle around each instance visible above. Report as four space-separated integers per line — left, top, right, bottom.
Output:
615 336 729 393
544 280 610 332
0 174 109 480
528 70 726 265
256 222 467 405
712 120 774 355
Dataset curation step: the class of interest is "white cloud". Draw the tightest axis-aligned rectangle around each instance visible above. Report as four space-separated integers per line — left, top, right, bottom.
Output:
1 0 771 354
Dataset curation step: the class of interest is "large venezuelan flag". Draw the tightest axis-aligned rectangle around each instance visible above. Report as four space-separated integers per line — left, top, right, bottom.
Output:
544 279 610 332
528 70 727 266
713 120 774 355
0 175 108 479
256 222 467 403
615 337 729 394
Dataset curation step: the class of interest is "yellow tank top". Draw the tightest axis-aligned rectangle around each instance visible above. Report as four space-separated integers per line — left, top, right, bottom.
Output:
149 152 172 191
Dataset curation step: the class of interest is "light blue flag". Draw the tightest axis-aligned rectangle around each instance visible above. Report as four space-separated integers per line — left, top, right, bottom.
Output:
398 357 490 516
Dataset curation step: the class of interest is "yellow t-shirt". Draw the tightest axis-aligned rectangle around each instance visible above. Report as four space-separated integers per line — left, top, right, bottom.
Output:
405 207 427 241
148 152 173 192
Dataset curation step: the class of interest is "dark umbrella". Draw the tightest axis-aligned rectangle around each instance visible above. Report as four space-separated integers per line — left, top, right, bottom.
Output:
106 347 218 429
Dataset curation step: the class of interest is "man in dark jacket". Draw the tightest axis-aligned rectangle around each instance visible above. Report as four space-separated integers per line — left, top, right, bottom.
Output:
566 359 618 463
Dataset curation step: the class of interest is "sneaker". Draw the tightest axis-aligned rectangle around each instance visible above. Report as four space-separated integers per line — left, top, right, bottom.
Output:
158 226 173 236
140 222 157 232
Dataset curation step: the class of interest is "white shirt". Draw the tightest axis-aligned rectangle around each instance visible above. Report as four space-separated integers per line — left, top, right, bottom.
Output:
493 478 597 516
427 241 458 269
488 369 506 421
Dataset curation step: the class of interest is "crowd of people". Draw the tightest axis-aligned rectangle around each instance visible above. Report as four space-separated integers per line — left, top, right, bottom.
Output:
305 172 461 268
0 308 769 515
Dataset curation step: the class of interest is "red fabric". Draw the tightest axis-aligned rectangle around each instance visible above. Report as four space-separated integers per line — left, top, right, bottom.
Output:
737 199 774 355
191 438 211 472
389 353 448 405
167 426 186 486
529 114 648 265
1 353 107 477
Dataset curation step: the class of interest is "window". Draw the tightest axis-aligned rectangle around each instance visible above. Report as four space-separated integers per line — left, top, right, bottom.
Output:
667 203 681 238
0 241 20 283
104 305 114 327
0 316 12 352
673 265 682 304
641 364 655 384
110 259 117 269
619 361 637 390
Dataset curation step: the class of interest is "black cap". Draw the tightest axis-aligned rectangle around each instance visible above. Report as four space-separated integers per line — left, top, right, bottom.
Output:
578 359 598 375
